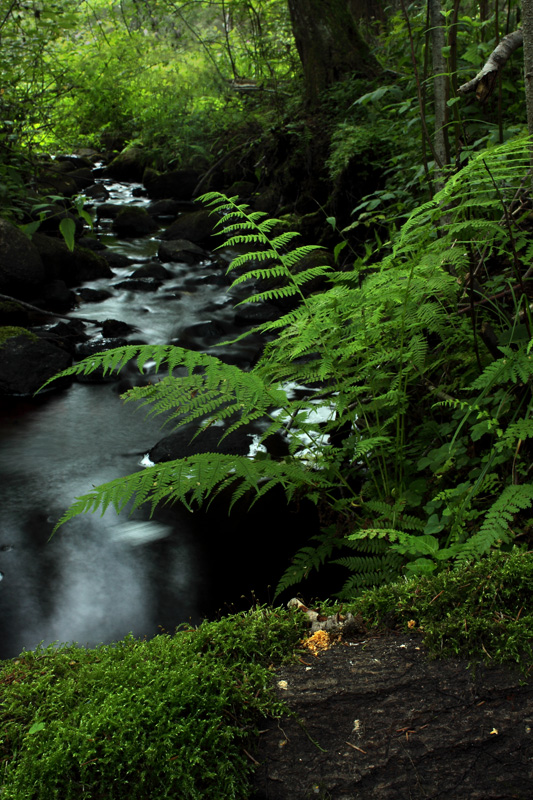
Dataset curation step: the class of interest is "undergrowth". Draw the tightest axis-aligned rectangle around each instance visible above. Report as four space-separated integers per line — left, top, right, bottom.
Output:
1 550 531 799
42 134 533 599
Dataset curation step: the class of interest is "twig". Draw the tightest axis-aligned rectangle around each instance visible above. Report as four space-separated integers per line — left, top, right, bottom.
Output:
0 293 102 325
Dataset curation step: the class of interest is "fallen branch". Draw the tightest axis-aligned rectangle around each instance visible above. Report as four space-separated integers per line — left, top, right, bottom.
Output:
458 29 523 101
0 293 102 325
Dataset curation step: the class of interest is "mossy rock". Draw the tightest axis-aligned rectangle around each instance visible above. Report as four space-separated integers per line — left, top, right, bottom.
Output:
0 326 37 348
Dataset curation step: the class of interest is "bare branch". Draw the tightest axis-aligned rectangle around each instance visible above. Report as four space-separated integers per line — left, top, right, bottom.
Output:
457 28 523 100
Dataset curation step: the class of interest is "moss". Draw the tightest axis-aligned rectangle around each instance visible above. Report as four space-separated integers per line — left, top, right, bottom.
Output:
0 326 38 348
336 548 533 672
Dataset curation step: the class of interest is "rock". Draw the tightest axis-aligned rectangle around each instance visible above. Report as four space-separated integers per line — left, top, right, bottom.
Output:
75 338 128 383
35 172 78 198
111 207 158 237
226 180 256 199
101 319 134 338
77 236 106 251
178 319 230 346
0 219 45 299
30 204 84 239
158 239 207 264
84 184 110 201
55 154 94 169
130 263 172 280
0 330 72 395
147 199 182 218
113 278 162 292
42 279 75 312
100 251 131 269
96 203 122 221
65 168 94 191
157 210 215 244
252 187 280 214
142 168 200 200
251 635 533 800
76 288 113 303
104 146 148 181
32 234 112 285
149 421 254 463
234 302 280 326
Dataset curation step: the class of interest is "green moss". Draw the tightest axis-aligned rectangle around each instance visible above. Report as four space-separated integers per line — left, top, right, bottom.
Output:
0 607 307 800
0 325 38 348
339 548 533 671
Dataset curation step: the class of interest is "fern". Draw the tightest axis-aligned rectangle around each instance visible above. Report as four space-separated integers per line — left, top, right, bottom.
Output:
46 137 533 599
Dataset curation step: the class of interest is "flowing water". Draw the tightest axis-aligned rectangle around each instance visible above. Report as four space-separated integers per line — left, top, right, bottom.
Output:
0 178 308 660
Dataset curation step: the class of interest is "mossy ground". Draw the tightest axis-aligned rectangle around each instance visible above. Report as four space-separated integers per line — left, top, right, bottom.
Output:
0 549 531 799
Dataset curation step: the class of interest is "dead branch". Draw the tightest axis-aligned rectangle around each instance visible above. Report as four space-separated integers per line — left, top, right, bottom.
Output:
458 29 523 101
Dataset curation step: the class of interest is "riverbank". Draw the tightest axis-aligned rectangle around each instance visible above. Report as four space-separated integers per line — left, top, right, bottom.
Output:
1 549 532 799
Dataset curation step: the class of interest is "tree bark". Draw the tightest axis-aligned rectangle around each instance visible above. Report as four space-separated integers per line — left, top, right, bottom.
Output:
429 0 449 178
287 0 380 106
522 2 533 137
457 29 523 100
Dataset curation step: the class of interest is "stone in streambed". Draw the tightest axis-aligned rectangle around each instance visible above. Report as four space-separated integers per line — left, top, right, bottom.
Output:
111 207 158 237
0 219 45 299
130 263 172 280
158 239 207 264
157 210 215 244
0 329 72 395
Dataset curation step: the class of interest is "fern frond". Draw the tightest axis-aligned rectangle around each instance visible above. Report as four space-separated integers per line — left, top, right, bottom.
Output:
458 483 533 560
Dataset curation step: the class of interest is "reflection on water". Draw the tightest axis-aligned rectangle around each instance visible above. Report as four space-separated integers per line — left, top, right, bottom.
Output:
0 384 206 659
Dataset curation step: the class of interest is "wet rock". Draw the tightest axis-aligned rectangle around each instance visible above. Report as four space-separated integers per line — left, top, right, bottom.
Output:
42 279 75 312
30 204 84 239
84 184 110 201
111 207 158 237
55 154 93 169
149 421 254 463
65 167 94 191
130 263 172 280
76 288 113 303
183 272 229 287
104 146 148 181
234 302 280 326
96 203 122 221
142 167 200 200
0 219 45 299
158 239 207 264
113 278 162 292
252 187 280 215
178 319 231 346
33 234 113 286
75 338 128 383
77 236 106 251
0 331 72 395
251 636 533 800
147 199 182 218
101 319 134 338
158 210 215 244
35 172 78 198
100 251 131 269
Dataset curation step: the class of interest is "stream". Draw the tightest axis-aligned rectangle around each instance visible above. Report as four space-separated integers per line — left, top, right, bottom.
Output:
0 176 312 660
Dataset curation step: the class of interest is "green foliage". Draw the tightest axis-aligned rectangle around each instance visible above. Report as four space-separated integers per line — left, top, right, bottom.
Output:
44 135 533 598
0 607 307 800
344 548 533 671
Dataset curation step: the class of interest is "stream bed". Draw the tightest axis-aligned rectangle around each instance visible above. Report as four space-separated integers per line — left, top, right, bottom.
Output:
0 177 313 660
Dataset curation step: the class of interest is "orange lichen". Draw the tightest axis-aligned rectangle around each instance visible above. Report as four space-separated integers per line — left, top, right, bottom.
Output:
301 629 336 656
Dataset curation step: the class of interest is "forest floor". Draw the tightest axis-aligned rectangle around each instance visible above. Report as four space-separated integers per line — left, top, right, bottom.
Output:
250 631 533 800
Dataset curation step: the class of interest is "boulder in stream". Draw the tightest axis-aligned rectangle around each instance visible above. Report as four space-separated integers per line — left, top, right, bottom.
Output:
158 239 207 264
0 219 45 299
32 234 113 285
0 328 72 395
104 146 148 181
112 207 158 237
157 210 216 245
130 263 172 280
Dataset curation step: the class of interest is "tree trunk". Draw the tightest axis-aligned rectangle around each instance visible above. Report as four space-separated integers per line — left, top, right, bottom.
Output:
287 0 380 105
522 0 533 137
429 0 449 181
